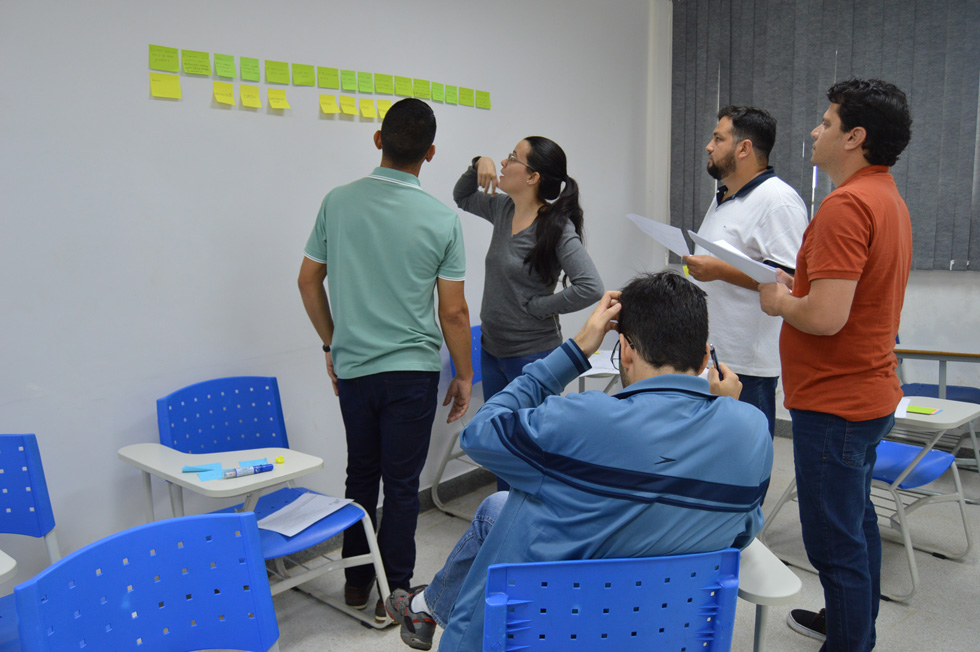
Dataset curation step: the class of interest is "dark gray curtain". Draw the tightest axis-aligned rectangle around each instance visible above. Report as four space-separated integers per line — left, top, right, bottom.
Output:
670 0 980 271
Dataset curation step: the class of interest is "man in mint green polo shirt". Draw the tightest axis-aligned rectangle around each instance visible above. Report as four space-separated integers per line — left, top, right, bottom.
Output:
298 98 473 619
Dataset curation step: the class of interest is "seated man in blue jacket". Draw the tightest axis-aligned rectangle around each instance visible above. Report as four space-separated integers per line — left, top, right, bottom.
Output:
386 271 773 651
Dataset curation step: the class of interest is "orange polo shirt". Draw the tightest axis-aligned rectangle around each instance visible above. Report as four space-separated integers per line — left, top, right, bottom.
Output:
780 166 912 421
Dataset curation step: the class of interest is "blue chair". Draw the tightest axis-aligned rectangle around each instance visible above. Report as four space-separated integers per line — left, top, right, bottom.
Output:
483 550 740 651
0 435 61 650
431 325 485 519
14 513 279 652
156 376 390 628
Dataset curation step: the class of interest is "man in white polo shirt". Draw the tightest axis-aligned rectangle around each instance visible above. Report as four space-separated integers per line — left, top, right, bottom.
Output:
684 105 808 438
298 98 473 619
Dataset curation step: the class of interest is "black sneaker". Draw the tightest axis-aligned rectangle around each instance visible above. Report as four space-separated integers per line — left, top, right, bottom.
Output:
385 586 435 650
375 597 387 623
788 608 827 642
344 580 374 609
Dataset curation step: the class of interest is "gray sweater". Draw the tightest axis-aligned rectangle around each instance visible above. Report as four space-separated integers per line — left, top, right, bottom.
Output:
454 165 603 358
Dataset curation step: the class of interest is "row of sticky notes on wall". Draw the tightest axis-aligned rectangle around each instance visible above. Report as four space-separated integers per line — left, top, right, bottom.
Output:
148 44 491 109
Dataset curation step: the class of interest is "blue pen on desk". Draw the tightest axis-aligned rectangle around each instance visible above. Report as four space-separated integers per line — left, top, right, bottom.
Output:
710 344 723 380
223 464 274 479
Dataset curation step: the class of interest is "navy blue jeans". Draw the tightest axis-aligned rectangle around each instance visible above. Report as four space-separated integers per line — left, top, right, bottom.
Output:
480 347 554 491
738 374 778 438
790 409 895 652
337 370 440 591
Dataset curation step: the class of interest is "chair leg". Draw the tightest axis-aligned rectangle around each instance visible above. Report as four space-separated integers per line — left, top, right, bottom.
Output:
880 484 918 602
431 428 476 519
43 531 61 564
752 604 769 652
758 479 797 544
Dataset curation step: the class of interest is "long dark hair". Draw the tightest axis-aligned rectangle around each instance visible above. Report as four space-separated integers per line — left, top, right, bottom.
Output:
522 136 584 286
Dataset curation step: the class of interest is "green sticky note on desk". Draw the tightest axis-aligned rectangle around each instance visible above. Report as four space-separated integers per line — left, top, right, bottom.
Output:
149 44 179 72
214 53 236 78
907 406 941 415
182 50 212 75
318 66 340 89
265 60 290 84
293 63 315 86
241 57 260 82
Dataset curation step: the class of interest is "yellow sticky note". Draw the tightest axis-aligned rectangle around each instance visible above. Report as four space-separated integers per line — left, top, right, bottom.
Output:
359 98 377 118
240 57 260 82
377 99 392 118
375 74 394 95
394 75 413 97
445 85 459 104
265 60 290 84
213 81 235 105
292 63 315 86
214 53 236 79
341 70 357 91
339 95 358 115
459 87 475 107
320 94 340 114
358 72 374 93
413 79 431 100
150 72 181 99
475 90 491 110
683 265 690 276
240 84 262 108
431 82 445 102
149 44 179 72
181 50 212 75
318 66 340 89
268 88 290 109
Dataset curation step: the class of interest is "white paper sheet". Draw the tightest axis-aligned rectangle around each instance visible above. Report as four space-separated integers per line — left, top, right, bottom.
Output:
688 230 780 284
257 493 353 537
626 213 692 257
581 348 619 377
895 397 911 418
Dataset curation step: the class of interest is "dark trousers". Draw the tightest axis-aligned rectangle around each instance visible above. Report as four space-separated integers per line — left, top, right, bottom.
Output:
737 374 778 438
337 370 440 591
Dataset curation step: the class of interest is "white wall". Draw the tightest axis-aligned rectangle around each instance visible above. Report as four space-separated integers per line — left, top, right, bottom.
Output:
0 0 654 584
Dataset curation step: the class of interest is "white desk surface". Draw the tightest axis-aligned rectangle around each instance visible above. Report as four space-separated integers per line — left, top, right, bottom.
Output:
0 548 17 584
895 396 980 431
117 444 323 499
738 538 801 605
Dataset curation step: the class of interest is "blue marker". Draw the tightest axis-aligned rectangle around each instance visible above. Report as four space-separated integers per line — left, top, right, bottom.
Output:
223 464 274 479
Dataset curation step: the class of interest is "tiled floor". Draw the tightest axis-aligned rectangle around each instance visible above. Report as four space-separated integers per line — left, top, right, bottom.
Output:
270 435 980 651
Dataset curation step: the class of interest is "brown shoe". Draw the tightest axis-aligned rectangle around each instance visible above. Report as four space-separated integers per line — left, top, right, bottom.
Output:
375 598 387 623
344 581 373 609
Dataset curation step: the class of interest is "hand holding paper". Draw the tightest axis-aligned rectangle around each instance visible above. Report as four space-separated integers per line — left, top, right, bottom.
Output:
688 231 779 284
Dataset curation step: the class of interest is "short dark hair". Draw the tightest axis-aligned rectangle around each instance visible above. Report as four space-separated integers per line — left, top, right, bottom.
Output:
380 98 436 166
617 271 708 373
826 79 911 166
718 105 777 161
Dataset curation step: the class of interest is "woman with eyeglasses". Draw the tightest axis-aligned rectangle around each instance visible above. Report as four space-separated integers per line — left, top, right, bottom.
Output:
454 137 603 488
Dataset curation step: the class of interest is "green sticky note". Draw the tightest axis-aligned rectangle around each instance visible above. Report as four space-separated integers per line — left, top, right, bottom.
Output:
431 82 445 102
181 50 212 75
240 57 260 82
149 44 179 73
459 87 475 107
475 90 491 110
341 70 357 91
375 74 394 94
394 75 413 97
214 53 236 79
318 66 340 89
445 85 459 104
907 406 940 415
265 60 290 84
358 71 374 93
413 79 431 100
292 63 315 86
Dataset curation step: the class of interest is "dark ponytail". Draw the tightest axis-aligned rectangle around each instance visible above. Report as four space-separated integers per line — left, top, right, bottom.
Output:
522 136 585 286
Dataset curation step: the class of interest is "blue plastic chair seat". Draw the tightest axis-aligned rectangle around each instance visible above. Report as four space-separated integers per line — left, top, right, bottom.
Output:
0 595 18 652
901 383 980 405
213 487 366 559
873 440 955 490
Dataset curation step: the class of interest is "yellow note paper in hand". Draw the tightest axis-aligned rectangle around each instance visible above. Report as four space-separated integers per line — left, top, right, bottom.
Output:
240 84 262 108
150 72 181 99
339 95 358 115
320 94 340 114
268 88 290 109
359 98 377 118
213 81 235 105
377 99 392 118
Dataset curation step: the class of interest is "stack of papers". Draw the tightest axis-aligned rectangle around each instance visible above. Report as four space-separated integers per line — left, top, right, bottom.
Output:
257 493 352 537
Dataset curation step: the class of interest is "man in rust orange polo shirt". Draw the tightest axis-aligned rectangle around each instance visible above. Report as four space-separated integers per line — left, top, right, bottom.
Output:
760 79 912 652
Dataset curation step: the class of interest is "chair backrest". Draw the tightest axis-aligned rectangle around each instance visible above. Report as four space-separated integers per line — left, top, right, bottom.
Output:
157 377 289 454
483 549 739 652
15 513 279 652
0 434 56 539
450 325 483 386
